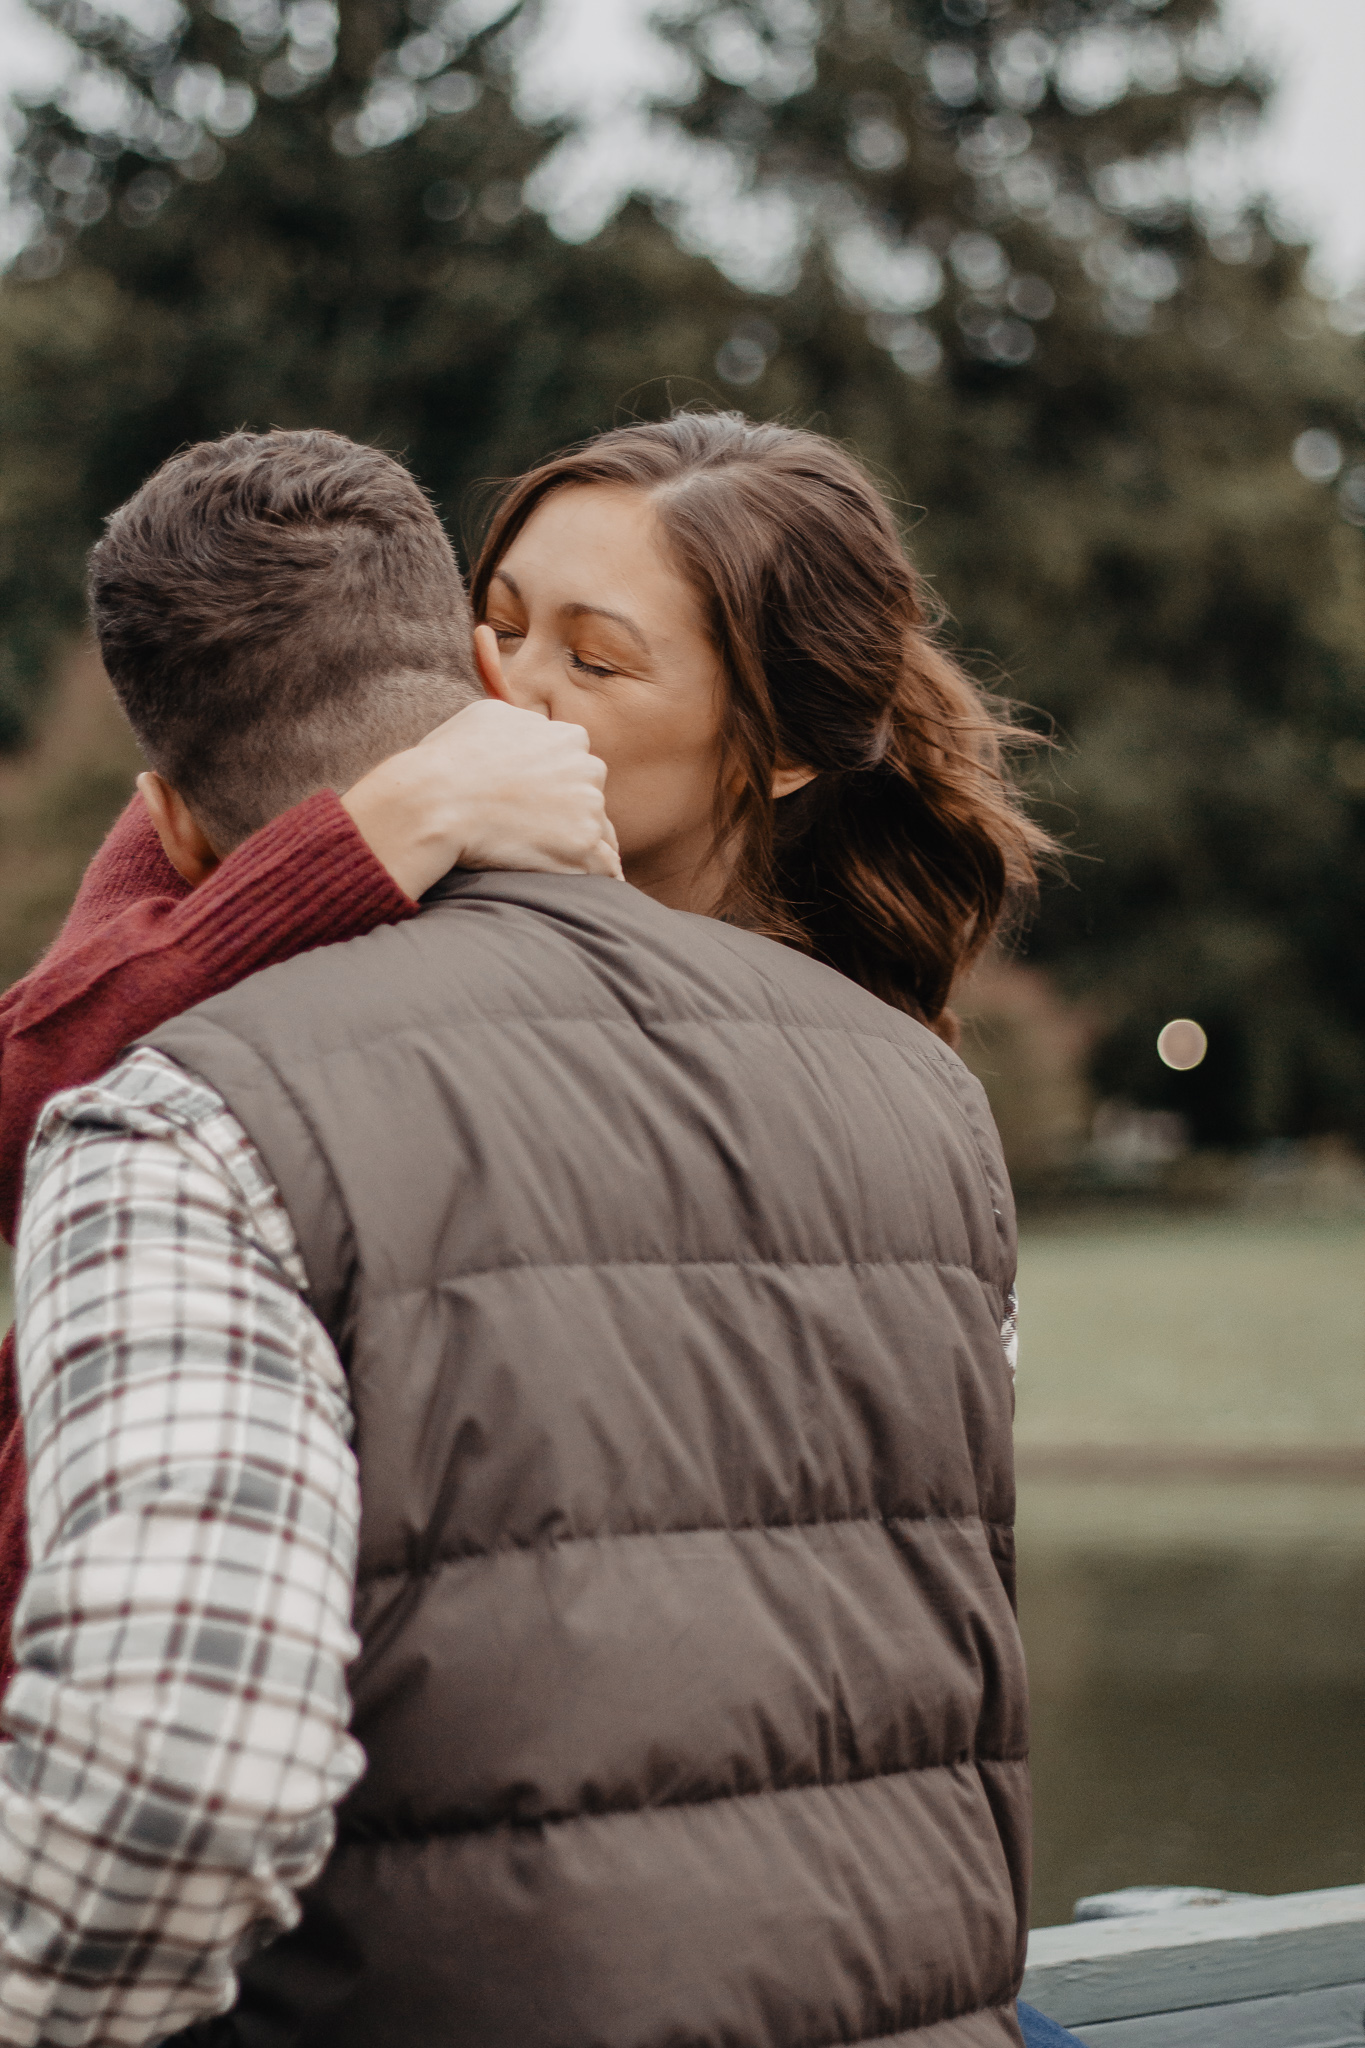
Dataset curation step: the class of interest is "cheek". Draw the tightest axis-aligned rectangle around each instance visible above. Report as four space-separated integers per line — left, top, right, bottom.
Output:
602 695 722 791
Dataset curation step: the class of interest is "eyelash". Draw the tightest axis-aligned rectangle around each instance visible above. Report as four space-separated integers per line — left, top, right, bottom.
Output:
569 651 616 681
486 625 616 682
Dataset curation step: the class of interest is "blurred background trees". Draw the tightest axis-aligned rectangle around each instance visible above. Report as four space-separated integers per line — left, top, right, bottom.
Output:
2 0 1363 1167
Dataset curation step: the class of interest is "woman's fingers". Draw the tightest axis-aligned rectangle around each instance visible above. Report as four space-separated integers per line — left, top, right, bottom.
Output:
582 835 625 879
343 697 619 895
431 700 609 865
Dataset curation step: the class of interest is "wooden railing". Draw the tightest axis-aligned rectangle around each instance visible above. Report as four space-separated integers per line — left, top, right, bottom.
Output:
1022 1885 1365 2045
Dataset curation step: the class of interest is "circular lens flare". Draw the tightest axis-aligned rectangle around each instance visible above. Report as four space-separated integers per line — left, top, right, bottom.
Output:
1157 1018 1208 1071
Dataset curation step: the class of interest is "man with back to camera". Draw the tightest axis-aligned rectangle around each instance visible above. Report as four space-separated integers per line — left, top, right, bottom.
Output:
4 429 1030 2048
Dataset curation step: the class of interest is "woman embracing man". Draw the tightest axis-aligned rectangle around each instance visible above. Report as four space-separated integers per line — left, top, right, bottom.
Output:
0 413 1075 2048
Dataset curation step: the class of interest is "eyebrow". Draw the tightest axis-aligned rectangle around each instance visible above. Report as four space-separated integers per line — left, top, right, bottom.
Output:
562 602 649 651
490 569 649 652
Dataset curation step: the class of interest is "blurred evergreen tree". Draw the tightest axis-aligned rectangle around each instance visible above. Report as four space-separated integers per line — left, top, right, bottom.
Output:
0 0 752 744
650 0 1365 1145
2 0 1364 1142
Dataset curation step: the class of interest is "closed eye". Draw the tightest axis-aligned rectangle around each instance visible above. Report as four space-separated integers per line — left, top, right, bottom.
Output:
483 610 522 639
569 651 617 681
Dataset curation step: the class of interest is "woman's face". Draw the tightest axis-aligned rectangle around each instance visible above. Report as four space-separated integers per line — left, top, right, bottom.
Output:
481 485 730 909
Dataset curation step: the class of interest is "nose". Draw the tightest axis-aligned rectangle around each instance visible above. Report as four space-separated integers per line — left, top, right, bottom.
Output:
499 640 556 720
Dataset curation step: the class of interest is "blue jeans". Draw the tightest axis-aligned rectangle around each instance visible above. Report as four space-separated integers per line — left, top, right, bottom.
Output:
1018 1999 1085 2046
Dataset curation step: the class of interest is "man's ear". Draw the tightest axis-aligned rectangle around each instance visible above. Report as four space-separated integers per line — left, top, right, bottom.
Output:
772 764 818 800
137 772 221 888
473 623 514 704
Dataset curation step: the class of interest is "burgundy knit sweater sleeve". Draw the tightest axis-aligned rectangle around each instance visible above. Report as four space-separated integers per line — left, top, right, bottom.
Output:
0 788 414 1240
0 788 415 1694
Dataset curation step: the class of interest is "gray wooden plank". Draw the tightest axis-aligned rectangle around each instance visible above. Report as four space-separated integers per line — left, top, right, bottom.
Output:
1071 1978 1365 2047
1023 1886 1365 2026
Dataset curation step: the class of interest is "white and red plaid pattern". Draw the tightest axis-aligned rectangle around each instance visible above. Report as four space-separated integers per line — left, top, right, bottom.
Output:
1002 1285 1018 1380
2 1047 364 2048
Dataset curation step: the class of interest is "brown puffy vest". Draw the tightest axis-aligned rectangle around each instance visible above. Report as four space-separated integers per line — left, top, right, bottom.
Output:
151 871 1029 2048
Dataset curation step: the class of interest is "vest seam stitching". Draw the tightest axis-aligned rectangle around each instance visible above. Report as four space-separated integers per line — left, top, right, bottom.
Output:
368 1254 1003 1289
358 1509 1017 1581
208 1009 968 1054
338 1751 1032 1844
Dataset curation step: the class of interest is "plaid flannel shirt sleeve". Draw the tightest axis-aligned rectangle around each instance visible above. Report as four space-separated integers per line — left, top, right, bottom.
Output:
0 1046 365 2048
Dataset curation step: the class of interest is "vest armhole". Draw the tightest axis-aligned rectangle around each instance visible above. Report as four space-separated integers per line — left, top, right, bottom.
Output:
144 1014 358 1343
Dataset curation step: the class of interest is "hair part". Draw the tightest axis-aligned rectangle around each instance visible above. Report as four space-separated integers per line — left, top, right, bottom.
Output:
90 429 480 849
472 411 1056 1028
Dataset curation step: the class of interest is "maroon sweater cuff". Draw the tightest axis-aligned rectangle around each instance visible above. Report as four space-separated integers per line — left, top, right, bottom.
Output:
174 788 416 982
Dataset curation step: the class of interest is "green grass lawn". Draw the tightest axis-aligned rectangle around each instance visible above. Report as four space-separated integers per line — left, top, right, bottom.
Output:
1012 1215 1365 1920
1014 1217 1365 1452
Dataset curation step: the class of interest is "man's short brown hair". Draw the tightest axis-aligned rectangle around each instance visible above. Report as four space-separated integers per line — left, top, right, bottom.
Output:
89 429 480 849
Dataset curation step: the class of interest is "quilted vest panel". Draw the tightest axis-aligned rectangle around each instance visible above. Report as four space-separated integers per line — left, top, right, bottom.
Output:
151 871 1030 2048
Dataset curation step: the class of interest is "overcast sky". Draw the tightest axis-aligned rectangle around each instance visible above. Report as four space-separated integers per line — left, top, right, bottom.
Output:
1 0 1362 290
1222 0 1365 290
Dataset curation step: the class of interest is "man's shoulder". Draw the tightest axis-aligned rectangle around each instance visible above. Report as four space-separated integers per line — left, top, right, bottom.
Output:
33 1045 242 1154
147 870 941 1074
422 873 935 1038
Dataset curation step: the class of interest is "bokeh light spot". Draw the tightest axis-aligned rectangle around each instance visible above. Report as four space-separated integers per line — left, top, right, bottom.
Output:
1157 1018 1208 1071
1292 429 1343 483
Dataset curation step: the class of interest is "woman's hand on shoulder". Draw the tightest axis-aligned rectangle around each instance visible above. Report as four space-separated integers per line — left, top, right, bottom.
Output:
342 698 620 900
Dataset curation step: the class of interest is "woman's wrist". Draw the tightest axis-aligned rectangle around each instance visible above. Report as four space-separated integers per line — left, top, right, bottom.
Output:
341 748 465 901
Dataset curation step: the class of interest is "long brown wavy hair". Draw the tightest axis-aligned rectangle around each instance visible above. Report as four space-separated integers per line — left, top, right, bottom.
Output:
470 412 1055 1033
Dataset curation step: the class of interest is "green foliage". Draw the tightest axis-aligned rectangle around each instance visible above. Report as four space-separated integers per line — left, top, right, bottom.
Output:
656 0 1365 1141
0 0 754 726
2 0 1364 1143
